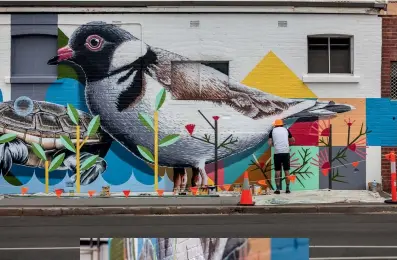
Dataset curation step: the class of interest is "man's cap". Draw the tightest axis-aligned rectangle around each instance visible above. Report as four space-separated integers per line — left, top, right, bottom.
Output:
273 119 284 126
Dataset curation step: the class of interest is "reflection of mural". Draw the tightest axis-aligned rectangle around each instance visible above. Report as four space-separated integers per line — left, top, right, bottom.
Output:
46 21 353 190
107 238 309 260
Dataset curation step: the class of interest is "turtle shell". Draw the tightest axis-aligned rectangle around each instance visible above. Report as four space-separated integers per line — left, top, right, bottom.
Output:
0 100 103 150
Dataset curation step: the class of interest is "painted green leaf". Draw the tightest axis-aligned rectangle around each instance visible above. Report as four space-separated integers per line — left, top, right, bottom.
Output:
87 115 100 137
159 134 180 147
48 153 65 172
80 155 99 171
0 133 17 144
137 145 154 163
138 113 154 131
67 104 79 125
155 88 166 111
60 135 76 153
31 143 47 161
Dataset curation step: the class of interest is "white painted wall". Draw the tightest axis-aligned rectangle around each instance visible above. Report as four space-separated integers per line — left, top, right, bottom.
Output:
58 12 382 99
0 15 11 101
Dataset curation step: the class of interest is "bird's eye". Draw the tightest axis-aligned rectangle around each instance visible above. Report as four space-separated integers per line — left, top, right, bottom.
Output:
85 35 104 51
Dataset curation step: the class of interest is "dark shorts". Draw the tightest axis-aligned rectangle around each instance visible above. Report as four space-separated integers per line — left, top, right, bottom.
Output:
273 153 290 171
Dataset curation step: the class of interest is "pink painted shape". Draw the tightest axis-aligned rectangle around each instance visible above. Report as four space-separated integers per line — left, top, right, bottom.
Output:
289 121 319 146
206 160 225 185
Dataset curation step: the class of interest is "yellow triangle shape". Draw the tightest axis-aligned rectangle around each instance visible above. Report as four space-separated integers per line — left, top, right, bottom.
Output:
241 51 317 98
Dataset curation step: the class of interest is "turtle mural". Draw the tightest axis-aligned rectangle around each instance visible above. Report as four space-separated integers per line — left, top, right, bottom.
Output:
0 99 112 185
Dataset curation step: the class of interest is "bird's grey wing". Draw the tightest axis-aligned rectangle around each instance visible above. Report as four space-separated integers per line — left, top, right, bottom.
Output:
160 60 303 119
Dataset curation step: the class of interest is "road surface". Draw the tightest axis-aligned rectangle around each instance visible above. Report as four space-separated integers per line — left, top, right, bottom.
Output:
0 214 396 260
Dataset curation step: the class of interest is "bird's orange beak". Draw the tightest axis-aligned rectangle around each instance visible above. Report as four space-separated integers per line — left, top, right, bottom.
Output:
47 45 74 65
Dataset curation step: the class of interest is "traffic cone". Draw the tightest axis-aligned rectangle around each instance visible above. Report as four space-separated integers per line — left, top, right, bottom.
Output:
238 171 255 206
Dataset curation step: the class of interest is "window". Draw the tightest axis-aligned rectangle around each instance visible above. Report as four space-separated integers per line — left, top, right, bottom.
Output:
391 62 397 100
10 14 58 100
308 36 352 74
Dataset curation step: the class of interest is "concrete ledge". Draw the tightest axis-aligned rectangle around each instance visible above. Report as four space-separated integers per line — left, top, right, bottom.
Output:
0 204 396 216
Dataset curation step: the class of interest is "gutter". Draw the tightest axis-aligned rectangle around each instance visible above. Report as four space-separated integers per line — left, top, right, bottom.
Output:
0 0 388 9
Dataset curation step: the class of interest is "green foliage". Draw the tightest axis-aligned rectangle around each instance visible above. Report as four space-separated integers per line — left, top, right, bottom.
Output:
87 115 100 137
159 134 180 147
155 88 166 111
31 143 47 161
138 113 154 131
137 145 154 163
48 153 65 172
81 155 99 171
67 104 79 125
0 133 17 144
60 135 76 153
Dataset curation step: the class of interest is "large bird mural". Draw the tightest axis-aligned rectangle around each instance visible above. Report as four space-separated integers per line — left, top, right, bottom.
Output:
47 21 354 187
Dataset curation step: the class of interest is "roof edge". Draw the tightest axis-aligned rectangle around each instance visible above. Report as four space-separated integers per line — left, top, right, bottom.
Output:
0 1 388 9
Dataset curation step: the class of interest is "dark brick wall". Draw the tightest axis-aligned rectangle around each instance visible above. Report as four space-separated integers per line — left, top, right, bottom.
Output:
381 17 397 192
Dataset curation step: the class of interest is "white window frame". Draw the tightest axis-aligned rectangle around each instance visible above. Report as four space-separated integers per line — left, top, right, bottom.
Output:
307 34 354 75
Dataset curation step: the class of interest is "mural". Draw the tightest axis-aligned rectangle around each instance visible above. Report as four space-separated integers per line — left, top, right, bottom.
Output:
0 20 370 193
106 237 309 260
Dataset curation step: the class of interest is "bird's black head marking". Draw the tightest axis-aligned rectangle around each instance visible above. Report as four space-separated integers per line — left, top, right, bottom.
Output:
48 21 136 82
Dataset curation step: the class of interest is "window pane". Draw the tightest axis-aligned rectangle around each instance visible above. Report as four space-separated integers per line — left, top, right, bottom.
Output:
330 37 351 73
202 61 229 76
308 37 329 73
11 35 57 77
391 62 397 100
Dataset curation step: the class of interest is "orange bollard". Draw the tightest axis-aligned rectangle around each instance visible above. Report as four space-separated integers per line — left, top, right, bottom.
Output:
55 189 62 198
21 187 28 195
238 171 255 206
88 190 95 198
190 187 198 195
157 189 164 196
385 152 397 204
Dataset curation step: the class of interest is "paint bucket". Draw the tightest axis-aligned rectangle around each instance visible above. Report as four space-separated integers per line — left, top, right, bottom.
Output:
234 184 242 193
208 186 216 195
251 185 262 195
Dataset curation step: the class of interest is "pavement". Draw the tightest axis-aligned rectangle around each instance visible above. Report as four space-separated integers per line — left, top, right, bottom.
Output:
0 189 394 216
1 214 397 260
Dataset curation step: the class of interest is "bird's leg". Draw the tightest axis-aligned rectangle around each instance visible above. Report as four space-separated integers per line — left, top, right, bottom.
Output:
191 167 201 187
173 167 186 192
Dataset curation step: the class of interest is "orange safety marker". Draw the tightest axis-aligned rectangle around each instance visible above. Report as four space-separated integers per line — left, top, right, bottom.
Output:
21 187 28 195
88 190 95 198
385 152 397 204
55 189 62 198
156 189 164 196
123 190 130 198
223 184 231 191
238 171 255 206
190 187 198 195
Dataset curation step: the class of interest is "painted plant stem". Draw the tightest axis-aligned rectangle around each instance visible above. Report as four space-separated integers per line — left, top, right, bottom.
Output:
328 124 333 189
76 125 81 193
31 142 65 194
154 111 159 191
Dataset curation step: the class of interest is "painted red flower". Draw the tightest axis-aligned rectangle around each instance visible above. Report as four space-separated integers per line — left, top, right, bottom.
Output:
289 152 301 168
344 118 355 127
185 124 195 136
259 162 265 169
311 149 330 176
309 120 330 137
213 116 220 121
348 138 367 159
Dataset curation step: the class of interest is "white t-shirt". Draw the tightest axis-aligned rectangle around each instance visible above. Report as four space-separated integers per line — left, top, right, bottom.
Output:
269 126 293 154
